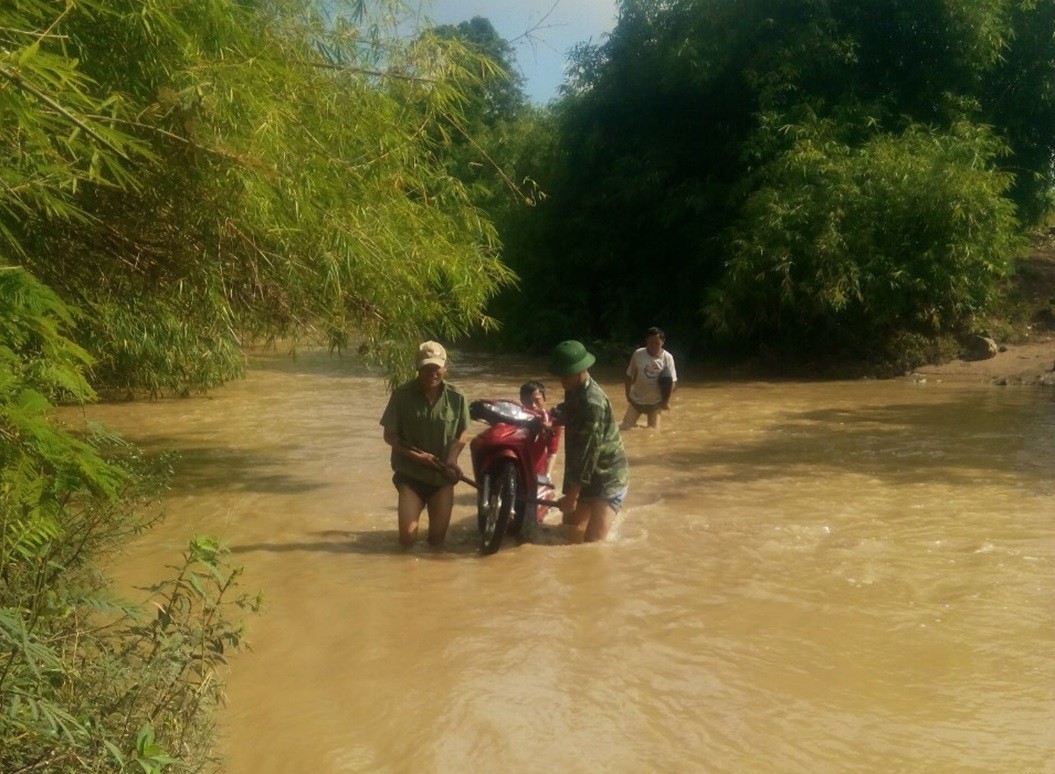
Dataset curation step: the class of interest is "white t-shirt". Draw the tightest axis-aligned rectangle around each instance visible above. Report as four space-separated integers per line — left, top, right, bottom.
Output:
626 348 677 405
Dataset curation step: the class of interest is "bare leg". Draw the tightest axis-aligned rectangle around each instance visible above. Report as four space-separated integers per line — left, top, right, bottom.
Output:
396 485 426 546
646 409 662 430
565 498 617 543
564 500 591 543
620 404 642 430
425 485 455 546
584 499 617 542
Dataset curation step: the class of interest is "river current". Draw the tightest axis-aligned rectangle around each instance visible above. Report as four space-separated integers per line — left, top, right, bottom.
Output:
74 349 1054 773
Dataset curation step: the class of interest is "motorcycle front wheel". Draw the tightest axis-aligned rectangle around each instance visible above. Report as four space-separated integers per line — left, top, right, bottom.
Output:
478 460 517 555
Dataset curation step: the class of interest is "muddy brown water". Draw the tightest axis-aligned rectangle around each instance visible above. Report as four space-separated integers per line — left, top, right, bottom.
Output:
69 349 1054 772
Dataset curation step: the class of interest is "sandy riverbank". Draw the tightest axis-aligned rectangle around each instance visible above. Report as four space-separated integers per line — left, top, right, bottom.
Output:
910 336 1055 386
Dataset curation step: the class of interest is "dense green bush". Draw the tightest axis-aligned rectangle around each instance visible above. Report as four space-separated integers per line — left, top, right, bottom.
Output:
707 118 1022 355
488 0 1054 362
1 267 256 771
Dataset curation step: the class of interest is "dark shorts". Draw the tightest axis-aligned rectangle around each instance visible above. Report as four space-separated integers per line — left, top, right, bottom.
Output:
628 398 662 414
392 472 448 502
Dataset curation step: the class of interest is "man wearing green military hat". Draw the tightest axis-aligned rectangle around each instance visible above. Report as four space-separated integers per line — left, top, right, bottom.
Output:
548 340 629 542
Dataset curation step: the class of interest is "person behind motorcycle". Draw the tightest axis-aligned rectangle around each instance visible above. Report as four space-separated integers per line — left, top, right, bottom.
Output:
519 380 560 485
547 340 629 543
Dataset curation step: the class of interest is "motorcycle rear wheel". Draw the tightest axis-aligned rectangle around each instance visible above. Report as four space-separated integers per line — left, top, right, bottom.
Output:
479 460 517 555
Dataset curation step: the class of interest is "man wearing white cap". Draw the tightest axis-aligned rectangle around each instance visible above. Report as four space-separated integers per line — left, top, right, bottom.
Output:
380 341 470 546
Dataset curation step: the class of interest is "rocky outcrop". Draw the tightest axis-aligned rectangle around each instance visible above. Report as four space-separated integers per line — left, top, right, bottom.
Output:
961 335 999 361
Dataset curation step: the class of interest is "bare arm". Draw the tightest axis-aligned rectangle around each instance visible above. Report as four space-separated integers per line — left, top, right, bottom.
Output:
445 430 467 468
662 380 677 410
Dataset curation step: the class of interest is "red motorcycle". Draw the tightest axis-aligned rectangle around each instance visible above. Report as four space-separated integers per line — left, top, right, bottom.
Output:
468 399 557 554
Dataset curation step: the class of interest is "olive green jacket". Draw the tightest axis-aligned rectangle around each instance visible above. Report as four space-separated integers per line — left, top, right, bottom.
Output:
380 379 469 486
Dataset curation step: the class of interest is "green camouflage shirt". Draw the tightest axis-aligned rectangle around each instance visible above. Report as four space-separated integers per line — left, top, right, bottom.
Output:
560 377 629 498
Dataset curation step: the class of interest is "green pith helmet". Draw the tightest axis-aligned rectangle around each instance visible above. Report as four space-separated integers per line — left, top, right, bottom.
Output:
548 340 596 376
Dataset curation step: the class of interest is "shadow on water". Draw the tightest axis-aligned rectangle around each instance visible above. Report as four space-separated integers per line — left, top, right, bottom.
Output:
230 519 488 559
247 348 382 379
228 513 574 558
633 397 1055 488
134 440 327 496
246 347 595 386
245 348 550 382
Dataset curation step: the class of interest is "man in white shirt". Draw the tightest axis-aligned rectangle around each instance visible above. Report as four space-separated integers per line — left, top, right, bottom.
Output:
621 326 677 430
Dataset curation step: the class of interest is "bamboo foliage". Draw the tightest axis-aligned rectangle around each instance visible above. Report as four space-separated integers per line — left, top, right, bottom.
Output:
0 268 122 564
0 2 516 768
3 0 514 392
0 1 148 252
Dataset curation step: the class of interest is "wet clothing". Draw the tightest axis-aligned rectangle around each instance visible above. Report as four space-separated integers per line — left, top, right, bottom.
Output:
606 485 629 512
380 379 469 487
560 377 629 499
627 397 663 415
530 410 561 478
626 348 677 407
391 471 445 502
